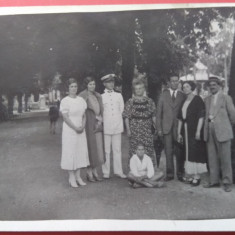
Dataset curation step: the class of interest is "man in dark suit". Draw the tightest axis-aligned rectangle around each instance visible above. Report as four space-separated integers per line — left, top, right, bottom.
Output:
204 77 235 192
156 75 186 181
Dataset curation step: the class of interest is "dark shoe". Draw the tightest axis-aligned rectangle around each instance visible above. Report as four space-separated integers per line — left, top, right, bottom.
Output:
203 183 220 188
183 177 193 184
191 178 201 187
86 174 96 182
178 176 184 182
93 174 103 182
223 184 232 192
164 176 174 182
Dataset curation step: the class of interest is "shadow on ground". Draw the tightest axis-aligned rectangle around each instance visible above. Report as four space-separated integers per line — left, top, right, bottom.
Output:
0 112 235 220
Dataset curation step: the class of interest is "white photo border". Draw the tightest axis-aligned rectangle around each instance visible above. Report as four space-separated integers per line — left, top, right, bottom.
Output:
0 2 235 231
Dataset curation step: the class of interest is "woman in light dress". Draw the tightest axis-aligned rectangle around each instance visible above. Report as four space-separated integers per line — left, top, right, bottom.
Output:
79 76 105 182
60 78 90 188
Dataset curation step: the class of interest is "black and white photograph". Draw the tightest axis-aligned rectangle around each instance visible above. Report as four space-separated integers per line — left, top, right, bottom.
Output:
1 4 235 229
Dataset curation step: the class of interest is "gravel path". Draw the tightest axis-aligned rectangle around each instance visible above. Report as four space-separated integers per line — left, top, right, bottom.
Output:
0 112 235 220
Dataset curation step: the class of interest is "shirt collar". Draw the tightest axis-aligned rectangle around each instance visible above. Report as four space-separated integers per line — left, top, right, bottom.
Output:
135 154 147 161
212 91 220 97
104 89 114 93
212 91 220 104
169 88 178 96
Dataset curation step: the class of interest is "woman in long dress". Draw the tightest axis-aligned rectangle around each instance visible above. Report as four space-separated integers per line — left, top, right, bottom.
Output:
79 76 105 182
123 79 157 165
60 78 90 188
177 81 207 186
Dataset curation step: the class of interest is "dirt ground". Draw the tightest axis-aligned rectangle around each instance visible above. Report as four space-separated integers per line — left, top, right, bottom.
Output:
1 111 235 221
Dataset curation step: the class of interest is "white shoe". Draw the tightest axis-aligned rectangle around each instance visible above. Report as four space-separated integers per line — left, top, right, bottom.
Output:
103 175 110 179
116 174 127 179
76 177 87 186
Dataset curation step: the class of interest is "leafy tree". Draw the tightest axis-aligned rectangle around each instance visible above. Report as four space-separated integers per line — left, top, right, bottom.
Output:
0 8 234 115
137 8 232 103
199 17 235 86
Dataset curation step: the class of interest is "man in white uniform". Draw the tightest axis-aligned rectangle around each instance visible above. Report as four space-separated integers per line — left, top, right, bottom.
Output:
101 74 126 179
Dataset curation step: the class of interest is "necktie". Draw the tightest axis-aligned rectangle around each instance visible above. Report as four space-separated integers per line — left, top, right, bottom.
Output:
172 91 176 102
209 95 215 116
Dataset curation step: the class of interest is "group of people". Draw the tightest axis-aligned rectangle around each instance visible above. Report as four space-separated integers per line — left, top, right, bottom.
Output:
157 75 235 192
59 73 235 192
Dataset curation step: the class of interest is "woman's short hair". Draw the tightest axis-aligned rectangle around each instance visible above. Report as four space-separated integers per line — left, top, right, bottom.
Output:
182 81 196 91
132 78 146 90
82 76 95 90
66 78 77 87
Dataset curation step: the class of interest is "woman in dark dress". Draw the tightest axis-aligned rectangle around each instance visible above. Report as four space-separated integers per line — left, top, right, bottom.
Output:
79 76 105 182
123 79 157 165
177 81 207 186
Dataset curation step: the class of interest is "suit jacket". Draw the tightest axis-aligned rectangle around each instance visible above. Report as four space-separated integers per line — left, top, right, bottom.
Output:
204 92 235 142
156 89 185 137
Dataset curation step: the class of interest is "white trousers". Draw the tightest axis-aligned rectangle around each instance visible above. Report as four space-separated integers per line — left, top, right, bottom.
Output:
102 133 124 176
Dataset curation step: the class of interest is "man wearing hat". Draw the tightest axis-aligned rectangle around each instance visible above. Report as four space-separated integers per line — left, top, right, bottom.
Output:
101 74 126 179
204 76 235 192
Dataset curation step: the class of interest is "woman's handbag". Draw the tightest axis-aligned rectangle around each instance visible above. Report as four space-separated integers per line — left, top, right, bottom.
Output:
94 120 103 133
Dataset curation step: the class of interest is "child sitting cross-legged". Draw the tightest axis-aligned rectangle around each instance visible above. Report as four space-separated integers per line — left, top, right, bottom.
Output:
127 143 165 188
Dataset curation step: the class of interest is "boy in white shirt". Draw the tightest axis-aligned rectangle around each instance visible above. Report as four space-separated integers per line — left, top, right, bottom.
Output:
128 143 164 188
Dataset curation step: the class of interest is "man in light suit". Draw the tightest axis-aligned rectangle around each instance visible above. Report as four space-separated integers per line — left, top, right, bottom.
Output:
101 74 126 179
156 75 186 181
204 77 235 192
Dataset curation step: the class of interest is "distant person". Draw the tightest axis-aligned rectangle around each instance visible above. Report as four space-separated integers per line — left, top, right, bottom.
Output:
203 77 235 192
49 104 59 134
177 81 207 186
56 99 60 109
0 98 9 121
79 76 105 182
127 143 164 188
123 79 157 165
60 78 90 188
101 74 126 179
156 75 186 182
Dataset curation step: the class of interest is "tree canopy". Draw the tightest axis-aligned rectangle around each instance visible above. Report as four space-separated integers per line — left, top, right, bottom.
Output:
0 8 234 104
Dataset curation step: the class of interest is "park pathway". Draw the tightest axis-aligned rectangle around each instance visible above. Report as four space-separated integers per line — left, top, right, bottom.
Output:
0 112 235 220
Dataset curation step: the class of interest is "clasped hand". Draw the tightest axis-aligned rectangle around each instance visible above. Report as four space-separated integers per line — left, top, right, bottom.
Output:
75 126 84 134
177 134 183 144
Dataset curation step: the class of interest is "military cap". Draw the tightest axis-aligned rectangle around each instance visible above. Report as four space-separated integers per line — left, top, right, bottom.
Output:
101 74 117 83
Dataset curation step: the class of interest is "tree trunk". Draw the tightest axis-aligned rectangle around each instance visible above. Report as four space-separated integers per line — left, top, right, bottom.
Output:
228 30 235 183
17 92 23 113
138 13 165 105
121 14 135 103
24 93 29 112
7 93 14 118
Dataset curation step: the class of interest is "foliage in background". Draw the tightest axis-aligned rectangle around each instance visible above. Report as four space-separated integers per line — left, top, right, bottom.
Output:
0 8 234 111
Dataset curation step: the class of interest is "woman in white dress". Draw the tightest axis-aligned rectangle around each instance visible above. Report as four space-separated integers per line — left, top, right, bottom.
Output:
60 78 90 188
